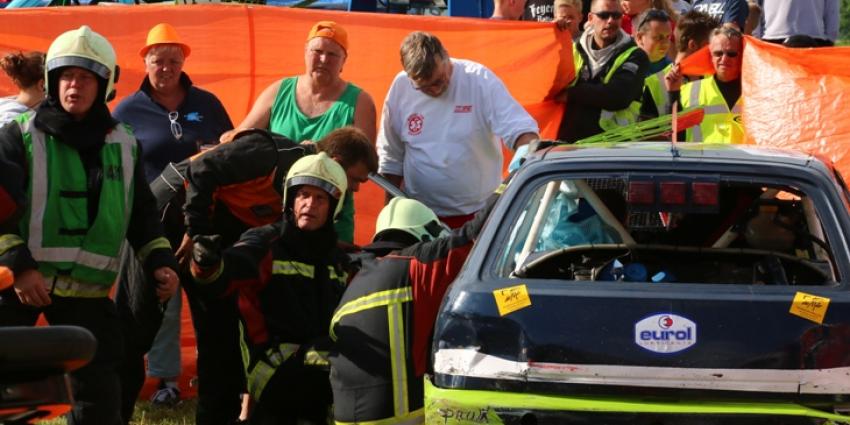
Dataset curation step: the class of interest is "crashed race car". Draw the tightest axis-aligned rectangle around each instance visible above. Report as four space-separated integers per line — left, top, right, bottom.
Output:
428 142 850 424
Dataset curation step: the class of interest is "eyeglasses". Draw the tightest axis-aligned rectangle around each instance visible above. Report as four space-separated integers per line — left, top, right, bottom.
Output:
168 111 183 141
592 11 623 20
411 62 451 93
711 50 740 58
636 9 670 32
412 73 449 92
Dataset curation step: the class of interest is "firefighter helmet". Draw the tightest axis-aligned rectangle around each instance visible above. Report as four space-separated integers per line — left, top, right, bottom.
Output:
45 25 118 103
284 152 348 220
374 197 449 243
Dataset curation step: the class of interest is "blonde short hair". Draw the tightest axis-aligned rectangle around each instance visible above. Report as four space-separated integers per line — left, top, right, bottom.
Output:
144 44 185 63
554 0 582 9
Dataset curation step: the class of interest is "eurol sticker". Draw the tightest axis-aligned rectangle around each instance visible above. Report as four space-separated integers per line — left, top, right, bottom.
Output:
634 313 697 354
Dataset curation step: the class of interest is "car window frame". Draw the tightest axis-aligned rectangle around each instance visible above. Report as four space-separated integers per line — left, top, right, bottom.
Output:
479 163 850 289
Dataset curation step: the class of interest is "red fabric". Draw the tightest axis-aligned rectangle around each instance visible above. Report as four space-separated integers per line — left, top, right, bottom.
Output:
0 188 16 223
623 14 634 34
216 173 282 229
233 252 274 346
438 213 476 229
407 242 473 376
0 267 12 291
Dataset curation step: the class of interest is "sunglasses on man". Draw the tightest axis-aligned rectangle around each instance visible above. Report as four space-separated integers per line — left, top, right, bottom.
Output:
593 11 623 20
711 50 740 58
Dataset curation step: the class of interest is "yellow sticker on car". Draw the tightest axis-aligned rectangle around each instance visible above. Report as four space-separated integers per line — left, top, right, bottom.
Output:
493 284 531 316
789 292 830 324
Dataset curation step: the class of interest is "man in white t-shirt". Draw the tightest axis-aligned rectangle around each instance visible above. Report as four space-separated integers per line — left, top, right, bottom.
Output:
377 32 539 228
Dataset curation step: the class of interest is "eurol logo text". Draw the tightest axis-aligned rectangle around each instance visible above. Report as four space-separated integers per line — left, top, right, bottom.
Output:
634 313 697 354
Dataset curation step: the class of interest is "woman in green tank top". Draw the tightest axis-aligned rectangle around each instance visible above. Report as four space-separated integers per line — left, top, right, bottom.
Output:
218 21 378 244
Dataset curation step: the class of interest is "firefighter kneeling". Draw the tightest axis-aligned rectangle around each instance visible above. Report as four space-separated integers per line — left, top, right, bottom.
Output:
330 196 494 425
190 152 349 425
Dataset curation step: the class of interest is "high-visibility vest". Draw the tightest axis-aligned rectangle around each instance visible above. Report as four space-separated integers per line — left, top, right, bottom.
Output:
644 63 673 117
572 44 642 130
680 76 744 143
15 112 148 293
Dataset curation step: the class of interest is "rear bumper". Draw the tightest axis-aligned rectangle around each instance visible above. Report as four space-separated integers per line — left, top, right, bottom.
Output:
424 376 850 425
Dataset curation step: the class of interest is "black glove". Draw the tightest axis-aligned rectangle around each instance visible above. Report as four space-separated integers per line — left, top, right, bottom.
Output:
192 234 222 267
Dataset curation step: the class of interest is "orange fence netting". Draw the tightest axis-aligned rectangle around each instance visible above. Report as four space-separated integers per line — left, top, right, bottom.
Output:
0 4 574 244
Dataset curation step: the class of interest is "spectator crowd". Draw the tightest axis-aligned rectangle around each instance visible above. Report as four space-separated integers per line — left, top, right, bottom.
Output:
0 0 841 424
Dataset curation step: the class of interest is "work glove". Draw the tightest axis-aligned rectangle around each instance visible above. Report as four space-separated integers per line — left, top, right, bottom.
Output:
191 234 222 268
508 144 530 173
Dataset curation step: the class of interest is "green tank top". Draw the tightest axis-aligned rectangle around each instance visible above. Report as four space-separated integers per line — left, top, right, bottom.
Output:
269 77 361 143
269 77 361 243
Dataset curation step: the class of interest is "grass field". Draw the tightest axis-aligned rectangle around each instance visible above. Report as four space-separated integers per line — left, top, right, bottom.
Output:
39 400 197 425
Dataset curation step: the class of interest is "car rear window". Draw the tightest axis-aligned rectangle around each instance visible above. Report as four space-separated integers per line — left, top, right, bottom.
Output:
497 174 837 285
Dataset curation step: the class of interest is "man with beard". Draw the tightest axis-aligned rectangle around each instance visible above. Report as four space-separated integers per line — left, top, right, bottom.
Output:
556 0 649 142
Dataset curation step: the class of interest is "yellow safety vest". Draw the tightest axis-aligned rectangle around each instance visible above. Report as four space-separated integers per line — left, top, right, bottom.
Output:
644 63 673 117
572 43 642 130
681 76 744 143
16 113 133 296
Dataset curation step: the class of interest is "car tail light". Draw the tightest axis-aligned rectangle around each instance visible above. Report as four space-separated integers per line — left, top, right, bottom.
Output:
629 181 655 204
692 182 719 205
660 182 687 205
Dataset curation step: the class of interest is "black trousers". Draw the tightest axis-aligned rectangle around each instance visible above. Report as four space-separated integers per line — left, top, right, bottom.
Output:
0 289 124 425
183 279 245 425
114 247 165 425
249 359 332 425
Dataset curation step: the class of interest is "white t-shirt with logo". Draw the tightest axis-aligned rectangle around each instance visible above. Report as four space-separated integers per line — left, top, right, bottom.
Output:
377 58 538 216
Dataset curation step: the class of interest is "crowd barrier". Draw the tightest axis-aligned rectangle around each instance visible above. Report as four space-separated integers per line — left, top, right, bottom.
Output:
0 4 573 244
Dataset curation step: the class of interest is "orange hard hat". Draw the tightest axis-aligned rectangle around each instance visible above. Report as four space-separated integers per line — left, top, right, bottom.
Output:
139 23 191 58
0 266 13 291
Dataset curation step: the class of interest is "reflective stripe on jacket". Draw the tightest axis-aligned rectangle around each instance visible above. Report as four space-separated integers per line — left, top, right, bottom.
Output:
572 44 642 130
17 112 139 287
681 76 744 143
329 224 477 424
644 63 673 117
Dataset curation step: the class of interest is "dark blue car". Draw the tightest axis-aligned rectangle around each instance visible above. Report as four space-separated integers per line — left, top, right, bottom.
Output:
427 143 850 425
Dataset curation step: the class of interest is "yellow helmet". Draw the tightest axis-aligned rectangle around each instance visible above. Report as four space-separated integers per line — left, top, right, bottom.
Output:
46 25 118 103
374 197 449 243
284 152 348 220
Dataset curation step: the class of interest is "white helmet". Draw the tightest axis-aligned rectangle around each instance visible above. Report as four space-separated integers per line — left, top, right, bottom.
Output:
374 197 449 243
283 152 348 220
46 25 118 103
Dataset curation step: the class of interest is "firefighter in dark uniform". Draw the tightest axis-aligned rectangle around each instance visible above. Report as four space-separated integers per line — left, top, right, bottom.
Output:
329 196 494 424
184 126 374 423
190 152 350 425
180 128 314 424
0 26 179 425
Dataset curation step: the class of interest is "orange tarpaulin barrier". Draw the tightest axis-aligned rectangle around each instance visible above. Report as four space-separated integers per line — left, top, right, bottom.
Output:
1 8 572 400
0 4 573 245
675 36 850 178
742 37 850 176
